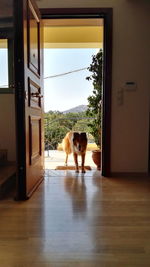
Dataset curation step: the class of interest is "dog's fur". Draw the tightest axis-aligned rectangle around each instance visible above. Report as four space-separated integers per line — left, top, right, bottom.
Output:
62 131 88 173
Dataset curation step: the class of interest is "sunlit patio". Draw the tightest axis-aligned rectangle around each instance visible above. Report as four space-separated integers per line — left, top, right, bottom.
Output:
44 150 97 170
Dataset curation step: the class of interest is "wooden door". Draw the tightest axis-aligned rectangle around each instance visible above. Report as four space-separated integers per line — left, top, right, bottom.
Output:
14 0 44 200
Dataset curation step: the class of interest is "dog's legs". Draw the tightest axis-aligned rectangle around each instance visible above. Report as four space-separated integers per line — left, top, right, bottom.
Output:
73 153 79 173
65 153 68 166
81 153 86 173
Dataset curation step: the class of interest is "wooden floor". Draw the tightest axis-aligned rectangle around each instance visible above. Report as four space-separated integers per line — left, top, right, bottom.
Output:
0 170 150 266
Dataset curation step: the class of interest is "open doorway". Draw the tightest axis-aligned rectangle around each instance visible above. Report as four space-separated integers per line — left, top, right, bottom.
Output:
11 4 112 200
43 18 103 172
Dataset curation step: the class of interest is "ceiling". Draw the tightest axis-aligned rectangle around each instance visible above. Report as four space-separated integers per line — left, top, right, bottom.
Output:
0 2 103 49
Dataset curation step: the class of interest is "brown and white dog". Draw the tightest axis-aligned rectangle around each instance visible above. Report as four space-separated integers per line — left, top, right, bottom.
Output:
62 131 88 173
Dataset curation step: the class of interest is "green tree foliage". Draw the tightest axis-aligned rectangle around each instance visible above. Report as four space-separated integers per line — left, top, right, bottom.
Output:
86 49 103 148
72 118 89 132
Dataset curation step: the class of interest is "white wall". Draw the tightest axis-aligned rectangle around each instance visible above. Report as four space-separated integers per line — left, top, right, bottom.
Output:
0 94 16 162
38 0 150 173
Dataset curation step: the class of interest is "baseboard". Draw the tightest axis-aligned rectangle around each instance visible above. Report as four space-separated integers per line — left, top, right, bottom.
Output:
110 172 149 178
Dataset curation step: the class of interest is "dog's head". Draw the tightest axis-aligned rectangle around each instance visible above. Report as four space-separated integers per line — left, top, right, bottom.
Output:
73 132 87 154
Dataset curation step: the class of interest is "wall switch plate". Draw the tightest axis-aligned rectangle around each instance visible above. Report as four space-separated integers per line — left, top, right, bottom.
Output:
117 88 124 106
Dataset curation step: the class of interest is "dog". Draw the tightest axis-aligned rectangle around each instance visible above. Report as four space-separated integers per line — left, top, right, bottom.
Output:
62 131 88 173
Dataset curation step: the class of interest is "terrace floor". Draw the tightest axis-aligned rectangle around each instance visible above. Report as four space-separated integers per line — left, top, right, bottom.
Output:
44 150 97 170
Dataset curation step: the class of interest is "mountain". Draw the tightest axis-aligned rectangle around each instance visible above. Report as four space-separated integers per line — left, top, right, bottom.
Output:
63 105 88 114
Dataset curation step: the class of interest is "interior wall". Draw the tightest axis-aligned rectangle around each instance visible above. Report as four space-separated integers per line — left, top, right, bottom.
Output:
37 0 150 173
0 94 16 162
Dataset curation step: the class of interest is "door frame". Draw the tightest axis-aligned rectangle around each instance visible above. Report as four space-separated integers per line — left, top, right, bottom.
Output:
148 111 150 175
40 8 113 176
14 0 26 199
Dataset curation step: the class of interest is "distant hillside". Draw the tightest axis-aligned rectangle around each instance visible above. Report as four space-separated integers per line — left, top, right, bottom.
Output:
63 105 88 114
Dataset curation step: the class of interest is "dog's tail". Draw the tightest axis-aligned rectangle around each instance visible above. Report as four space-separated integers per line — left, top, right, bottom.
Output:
62 132 72 154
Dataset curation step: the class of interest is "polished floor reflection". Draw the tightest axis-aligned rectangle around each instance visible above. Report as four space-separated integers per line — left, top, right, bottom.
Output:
0 170 150 266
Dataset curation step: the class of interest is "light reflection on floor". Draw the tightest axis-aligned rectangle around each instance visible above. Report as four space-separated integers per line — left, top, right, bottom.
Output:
43 169 102 261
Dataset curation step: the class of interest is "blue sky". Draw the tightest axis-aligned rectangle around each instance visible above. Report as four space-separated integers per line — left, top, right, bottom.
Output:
44 48 99 112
